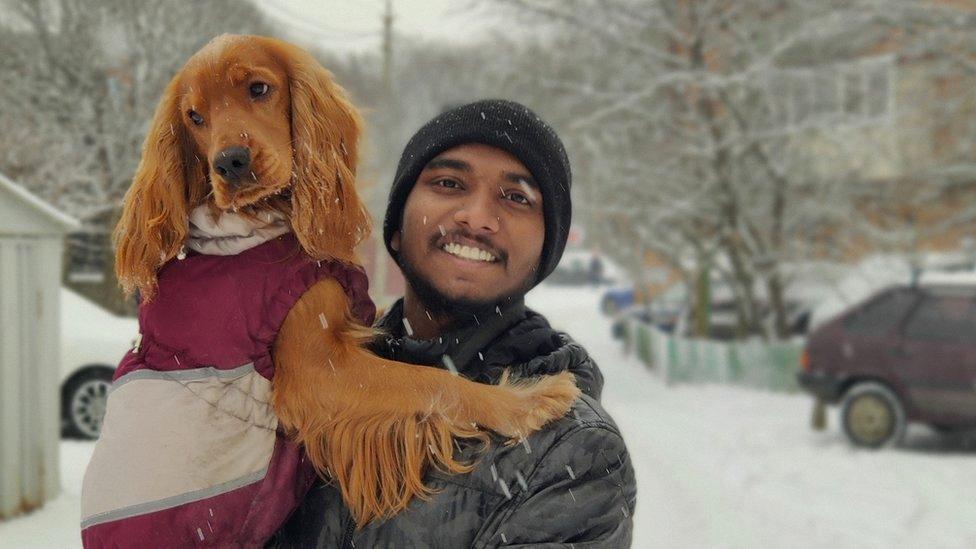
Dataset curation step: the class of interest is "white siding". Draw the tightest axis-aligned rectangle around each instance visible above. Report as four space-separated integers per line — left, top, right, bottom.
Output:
0 236 62 519
0 173 73 521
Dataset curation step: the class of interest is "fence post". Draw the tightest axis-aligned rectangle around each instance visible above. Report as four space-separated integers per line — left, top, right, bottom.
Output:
636 324 652 367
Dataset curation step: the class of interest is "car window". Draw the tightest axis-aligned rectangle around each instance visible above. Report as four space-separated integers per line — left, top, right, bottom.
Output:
903 294 976 344
844 288 919 337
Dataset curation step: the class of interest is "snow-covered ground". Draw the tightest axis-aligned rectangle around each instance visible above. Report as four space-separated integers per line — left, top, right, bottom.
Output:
0 442 92 548
4 286 976 548
528 286 976 549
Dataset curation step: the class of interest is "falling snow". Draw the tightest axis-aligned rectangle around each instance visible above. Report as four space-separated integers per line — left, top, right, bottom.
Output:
442 354 458 375
498 477 512 500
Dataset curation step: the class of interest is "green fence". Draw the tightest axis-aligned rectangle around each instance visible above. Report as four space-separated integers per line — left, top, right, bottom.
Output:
623 319 803 392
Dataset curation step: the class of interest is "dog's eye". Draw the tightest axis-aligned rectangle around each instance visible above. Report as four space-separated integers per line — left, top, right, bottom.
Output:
187 110 204 126
249 82 270 98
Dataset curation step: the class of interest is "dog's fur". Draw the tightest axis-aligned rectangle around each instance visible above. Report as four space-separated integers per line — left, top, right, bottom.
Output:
113 35 579 526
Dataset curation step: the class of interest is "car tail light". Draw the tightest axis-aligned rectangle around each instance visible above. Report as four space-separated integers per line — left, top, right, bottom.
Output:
800 349 811 372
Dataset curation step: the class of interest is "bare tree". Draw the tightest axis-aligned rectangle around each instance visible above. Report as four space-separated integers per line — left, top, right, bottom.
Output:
490 0 976 339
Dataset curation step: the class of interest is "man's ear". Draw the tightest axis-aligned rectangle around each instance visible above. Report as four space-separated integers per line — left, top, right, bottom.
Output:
390 230 401 252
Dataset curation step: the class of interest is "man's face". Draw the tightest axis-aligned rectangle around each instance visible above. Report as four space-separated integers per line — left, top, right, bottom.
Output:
392 143 545 313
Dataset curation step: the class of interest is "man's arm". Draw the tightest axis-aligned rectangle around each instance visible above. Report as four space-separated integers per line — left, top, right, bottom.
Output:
481 422 637 547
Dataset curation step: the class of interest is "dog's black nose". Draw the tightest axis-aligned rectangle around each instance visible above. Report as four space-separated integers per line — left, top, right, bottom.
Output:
213 146 252 185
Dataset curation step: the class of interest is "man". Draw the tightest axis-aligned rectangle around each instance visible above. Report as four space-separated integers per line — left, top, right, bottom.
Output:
273 99 637 548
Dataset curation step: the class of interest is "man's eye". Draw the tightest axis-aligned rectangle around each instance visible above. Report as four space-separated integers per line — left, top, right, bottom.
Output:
435 179 461 189
504 191 530 205
249 82 270 98
187 110 204 126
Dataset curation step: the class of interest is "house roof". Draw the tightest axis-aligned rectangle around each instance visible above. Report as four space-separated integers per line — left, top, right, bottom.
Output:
0 171 79 232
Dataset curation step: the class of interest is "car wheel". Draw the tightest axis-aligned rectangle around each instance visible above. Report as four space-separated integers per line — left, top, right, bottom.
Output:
63 369 113 440
840 382 906 448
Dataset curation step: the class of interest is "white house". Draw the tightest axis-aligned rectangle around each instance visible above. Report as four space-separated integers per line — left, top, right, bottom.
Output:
0 172 78 520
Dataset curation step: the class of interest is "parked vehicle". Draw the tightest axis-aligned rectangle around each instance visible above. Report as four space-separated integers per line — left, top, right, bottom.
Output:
601 286 635 314
610 305 653 340
609 282 686 336
672 298 811 341
61 288 138 439
799 273 976 448
548 249 625 287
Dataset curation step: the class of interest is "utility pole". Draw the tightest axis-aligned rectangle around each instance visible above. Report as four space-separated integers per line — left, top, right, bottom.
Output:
373 0 394 306
382 0 393 97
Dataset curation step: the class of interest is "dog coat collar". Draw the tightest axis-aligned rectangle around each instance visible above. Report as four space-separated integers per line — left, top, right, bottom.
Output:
185 205 290 256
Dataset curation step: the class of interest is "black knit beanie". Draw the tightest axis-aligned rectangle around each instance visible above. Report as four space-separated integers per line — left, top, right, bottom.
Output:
383 99 572 285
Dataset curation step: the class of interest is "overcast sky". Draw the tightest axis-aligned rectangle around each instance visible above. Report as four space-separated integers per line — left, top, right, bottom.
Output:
255 0 502 56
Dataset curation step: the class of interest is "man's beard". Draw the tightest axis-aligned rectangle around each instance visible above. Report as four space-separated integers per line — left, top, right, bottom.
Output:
396 250 535 324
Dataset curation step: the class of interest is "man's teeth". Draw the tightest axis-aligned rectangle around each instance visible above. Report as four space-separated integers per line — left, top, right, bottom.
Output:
442 242 496 262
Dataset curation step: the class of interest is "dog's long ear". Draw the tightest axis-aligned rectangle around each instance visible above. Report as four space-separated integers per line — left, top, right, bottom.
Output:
114 74 205 301
283 44 370 264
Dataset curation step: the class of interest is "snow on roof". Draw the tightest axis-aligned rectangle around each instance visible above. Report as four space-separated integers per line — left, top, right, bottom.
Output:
0 171 79 230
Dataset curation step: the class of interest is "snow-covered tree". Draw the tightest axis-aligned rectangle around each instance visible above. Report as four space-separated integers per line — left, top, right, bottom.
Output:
492 0 976 339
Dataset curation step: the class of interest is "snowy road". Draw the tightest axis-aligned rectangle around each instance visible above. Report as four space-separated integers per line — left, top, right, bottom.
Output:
3 286 976 547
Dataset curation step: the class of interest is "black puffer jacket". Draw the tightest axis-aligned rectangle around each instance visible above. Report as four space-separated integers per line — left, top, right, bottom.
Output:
271 299 637 548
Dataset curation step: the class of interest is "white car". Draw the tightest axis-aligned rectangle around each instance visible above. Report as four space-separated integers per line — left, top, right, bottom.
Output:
60 288 138 439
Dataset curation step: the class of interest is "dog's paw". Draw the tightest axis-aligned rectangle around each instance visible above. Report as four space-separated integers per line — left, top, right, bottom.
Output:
494 370 580 438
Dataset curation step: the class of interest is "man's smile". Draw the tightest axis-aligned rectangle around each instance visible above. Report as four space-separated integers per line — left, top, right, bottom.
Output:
433 232 506 266
441 242 498 262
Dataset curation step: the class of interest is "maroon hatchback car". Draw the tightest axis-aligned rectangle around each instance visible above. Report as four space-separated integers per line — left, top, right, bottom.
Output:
799 277 976 447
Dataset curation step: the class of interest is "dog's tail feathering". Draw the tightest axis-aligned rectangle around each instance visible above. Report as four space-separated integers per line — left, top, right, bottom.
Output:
308 404 489 524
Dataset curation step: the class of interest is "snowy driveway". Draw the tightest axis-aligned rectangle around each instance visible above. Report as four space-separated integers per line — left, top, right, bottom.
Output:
3 286 976 548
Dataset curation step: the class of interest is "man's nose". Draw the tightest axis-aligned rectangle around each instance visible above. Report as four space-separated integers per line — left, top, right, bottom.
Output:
454 192 500 233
